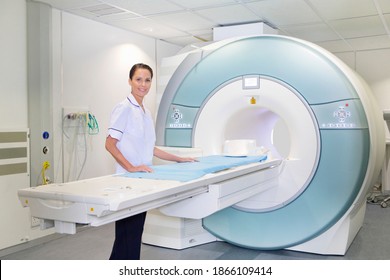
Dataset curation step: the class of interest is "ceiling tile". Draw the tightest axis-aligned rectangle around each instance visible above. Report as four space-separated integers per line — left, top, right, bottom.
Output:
246 0 321 26
308 0 378 20
329 15 387 39
34 0 101 10
346 35 390 50
169 0 237 9
384 14 390 28
196 4 261 25
150 11 217 31
91 12 139 22
113 17 188 39
104 0 183 16
377 0 390 13
316 40 354 53
281 23 340 42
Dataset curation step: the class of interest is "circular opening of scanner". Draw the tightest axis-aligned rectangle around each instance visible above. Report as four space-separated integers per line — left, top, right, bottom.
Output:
193 77 320 212
224 108 290 159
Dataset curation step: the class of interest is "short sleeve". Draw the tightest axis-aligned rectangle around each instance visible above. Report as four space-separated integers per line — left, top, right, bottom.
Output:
107 103 128 140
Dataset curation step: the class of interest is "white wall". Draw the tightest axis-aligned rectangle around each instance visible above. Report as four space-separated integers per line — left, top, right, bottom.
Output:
0 0 28 128
356 49 390 113
54 11 181 181
336 49 390 138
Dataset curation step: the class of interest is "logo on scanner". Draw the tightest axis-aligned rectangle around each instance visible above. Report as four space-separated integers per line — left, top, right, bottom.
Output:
171 108 182 123
334 106 351 123
169 108 191 128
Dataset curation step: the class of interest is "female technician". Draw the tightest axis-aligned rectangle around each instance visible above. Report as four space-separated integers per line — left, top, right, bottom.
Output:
105 63 195 260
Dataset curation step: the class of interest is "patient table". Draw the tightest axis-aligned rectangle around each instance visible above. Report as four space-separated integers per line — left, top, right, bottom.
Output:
18 155 281 234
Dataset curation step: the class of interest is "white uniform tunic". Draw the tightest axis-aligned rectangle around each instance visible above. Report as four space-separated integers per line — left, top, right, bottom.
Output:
108 94 156 174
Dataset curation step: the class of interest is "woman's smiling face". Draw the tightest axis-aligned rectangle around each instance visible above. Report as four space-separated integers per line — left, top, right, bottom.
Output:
129 68 152 103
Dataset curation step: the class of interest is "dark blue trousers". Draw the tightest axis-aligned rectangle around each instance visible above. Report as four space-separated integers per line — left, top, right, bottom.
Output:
109 212 147 260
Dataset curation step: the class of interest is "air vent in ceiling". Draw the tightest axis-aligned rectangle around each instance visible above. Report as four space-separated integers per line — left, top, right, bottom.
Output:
81 4 126 16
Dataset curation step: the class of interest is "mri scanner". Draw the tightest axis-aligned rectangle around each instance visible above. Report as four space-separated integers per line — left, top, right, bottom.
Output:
18 35 385 256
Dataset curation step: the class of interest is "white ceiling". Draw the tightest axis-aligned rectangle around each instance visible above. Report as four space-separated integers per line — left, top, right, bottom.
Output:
33 0 390 52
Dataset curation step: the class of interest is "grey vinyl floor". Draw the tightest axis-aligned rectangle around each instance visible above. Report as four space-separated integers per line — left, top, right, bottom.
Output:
1 202 390 260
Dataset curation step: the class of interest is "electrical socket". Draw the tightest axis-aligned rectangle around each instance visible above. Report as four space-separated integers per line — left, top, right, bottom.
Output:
62 106 89 119
31 216 40 228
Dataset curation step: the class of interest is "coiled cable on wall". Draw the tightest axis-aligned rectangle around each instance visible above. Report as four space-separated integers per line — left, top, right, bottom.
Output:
61 111 99 182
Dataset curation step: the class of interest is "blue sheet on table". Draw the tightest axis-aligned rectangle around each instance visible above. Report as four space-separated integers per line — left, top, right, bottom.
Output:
119 155 267 182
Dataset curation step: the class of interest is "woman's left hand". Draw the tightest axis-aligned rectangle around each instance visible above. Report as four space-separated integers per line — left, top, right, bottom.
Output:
177 157 198 163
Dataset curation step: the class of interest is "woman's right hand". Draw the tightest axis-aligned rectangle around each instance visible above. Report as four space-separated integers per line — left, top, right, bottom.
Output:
128 165 153 173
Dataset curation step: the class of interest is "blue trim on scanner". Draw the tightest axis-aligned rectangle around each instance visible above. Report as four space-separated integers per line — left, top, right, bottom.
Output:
170 36 357 109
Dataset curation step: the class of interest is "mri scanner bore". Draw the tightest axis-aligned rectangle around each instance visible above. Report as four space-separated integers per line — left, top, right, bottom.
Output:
155 35 385 254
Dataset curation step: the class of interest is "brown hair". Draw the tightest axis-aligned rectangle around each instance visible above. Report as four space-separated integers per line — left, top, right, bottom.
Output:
129 63 153 79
